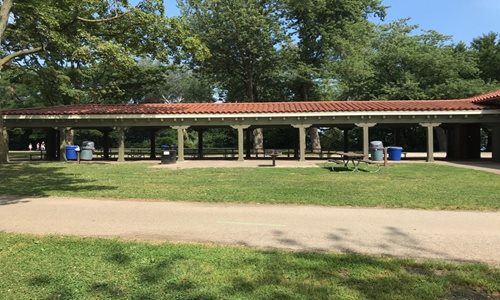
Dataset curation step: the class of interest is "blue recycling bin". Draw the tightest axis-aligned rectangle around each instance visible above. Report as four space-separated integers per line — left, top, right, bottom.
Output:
65 145 78 160
387 146 403 161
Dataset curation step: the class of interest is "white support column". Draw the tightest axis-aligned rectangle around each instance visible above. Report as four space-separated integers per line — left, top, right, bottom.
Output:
492 125 500 163
231 125 251 161
172 126 189 162
355 123 377 159
116 127 126 162
0 115 9 164
291 124 312 161
420 123 441 162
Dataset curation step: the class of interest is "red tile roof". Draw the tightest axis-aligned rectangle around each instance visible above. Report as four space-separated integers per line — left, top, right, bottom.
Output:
469 90 500 103
2 90 500 116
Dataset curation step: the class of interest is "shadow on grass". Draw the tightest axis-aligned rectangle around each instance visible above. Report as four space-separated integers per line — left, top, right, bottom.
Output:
20 234 498 300
0 163 116 201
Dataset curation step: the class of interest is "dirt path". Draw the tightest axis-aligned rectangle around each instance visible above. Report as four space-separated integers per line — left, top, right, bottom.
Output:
1 196 499 266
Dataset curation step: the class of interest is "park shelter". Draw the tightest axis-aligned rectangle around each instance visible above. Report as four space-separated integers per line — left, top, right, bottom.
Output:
1 90 500 164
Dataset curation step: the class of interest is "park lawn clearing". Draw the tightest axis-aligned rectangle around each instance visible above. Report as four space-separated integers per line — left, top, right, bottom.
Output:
1 162 499 210
0 232 499 299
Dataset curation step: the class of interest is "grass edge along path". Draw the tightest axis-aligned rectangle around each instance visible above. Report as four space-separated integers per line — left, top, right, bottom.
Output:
0 232 499 299
1 162 500 210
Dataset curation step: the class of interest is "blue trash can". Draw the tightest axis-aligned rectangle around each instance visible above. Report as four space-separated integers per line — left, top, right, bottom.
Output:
387 146 403 161
65 145 78 160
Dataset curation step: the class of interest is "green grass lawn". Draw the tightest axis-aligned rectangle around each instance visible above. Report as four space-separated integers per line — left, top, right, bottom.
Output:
1 162 499 210
0 232 498 299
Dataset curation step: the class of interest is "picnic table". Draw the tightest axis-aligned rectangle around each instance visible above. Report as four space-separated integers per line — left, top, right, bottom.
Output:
329 151 380 172
265 149 282 166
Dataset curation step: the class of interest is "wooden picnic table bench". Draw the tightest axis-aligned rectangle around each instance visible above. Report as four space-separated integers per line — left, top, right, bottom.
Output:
328 152 381 172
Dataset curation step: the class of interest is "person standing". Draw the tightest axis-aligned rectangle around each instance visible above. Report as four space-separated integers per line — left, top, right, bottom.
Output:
28 143 33 151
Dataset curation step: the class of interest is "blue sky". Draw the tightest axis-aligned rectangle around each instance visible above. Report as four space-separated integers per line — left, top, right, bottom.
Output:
379 0 500 43
161 0 499 43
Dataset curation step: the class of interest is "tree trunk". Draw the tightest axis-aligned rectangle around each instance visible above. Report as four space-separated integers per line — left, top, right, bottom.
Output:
253 128 264 156
65 129 74 145
301 84 322 155
0 0 13 44
309 127 321 153
0 120 9 164
435 127 447 152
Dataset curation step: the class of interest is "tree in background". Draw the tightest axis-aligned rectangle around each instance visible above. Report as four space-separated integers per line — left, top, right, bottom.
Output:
335 20 496 101
0 0 208 107
471 32 500 83
179 0 287 152
281 0 385 152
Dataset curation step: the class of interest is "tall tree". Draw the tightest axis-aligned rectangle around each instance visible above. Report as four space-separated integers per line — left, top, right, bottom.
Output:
179 0 285 101
471 32 500 83
180 0 287 151
336 20 493 100
0 0 207 106
282 0 385 152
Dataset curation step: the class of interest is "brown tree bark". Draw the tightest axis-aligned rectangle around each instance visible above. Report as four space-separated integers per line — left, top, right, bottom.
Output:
0 0 13 44
253 128 264 156
309 127 321 153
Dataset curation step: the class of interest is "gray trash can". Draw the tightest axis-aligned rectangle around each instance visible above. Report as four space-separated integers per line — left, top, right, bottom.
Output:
161 144 177 164
80 141 95 161
369 141 384 161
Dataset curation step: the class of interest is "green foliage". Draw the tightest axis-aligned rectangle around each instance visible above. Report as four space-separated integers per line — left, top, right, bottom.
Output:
335 20 500 100
471 32 500 83
282 0 386 100
179 0 287 101
0 0 208 107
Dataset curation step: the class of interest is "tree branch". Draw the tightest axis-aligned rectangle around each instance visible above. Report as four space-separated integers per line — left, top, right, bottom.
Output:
0 46 44 69
0 0 13 43
76 11 130 23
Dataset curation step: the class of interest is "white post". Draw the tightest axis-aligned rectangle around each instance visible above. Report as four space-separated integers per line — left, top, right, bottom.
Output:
492 125 500 163
231 125 251 161
355 123 377 159
291 124 312 161
0 115 9 164
116 127 126 162
172 126 190 162
420 123 441 162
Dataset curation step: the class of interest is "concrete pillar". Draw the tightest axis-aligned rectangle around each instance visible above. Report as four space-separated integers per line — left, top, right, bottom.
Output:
343 128 349 152
420 123 441 162
197 129 204 159
0 116 9 164
291 124 312 161
58 127 72 161
492 125 500 162
231 125 251 161
245 129 252 158
355 123 377 159
102 129 110 160
150 129 157 159
116 127 126 162
172 126 189 162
